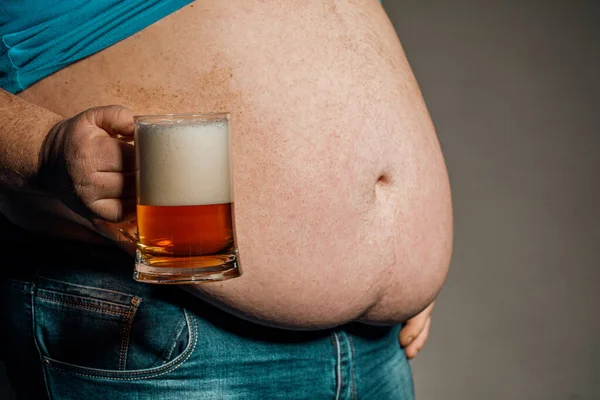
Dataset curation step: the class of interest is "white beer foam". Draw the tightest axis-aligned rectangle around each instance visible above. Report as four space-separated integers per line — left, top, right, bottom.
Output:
135 120 232 206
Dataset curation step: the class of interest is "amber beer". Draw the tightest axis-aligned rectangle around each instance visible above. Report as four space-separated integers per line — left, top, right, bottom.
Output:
137 203 233 256
132 113 240 284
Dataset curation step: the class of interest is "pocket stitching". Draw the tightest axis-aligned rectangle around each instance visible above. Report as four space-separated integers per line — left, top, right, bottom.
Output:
118 297 142 370
44 310 198 381
36 294 131 318
38 277 136 298
162 316 188 363
37 287 133 311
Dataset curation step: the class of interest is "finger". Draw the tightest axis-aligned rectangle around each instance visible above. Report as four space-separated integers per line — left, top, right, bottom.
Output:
92 136 136 172
92 219 137 256
86 106 135 138
90 172 136 199
399 313 429 347
399 301 435 347
90 197 136 223
405 317 431 360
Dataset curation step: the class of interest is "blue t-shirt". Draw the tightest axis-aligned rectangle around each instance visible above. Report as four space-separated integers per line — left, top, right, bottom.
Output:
0 0 192 93
1 0 384 94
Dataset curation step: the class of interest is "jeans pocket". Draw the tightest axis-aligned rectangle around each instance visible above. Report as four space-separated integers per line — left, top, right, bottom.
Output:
33 277 197 380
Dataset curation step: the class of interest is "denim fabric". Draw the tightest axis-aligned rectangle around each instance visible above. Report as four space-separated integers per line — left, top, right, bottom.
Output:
0 230 414 399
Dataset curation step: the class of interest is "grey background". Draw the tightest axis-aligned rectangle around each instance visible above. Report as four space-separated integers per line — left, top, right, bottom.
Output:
387 1 600 399
2 1 599 399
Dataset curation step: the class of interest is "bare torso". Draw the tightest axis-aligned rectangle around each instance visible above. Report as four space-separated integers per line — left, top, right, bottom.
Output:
2 0 452 327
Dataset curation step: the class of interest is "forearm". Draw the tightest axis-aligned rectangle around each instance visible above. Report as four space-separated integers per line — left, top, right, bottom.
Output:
0 89 63 191
0 91 99 237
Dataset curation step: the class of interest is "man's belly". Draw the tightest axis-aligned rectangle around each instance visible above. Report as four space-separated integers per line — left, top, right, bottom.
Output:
9 0 452 326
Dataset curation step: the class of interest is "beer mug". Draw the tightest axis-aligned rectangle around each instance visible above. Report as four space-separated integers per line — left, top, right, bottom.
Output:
119 113 241 284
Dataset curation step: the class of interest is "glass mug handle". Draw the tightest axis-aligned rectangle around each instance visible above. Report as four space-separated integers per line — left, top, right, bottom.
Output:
113 132 134 145
92 126 137 255
116 222 137 244
99 132 137 249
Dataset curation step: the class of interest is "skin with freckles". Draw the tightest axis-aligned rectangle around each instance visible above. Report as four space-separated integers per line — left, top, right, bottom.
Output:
5 1 452 332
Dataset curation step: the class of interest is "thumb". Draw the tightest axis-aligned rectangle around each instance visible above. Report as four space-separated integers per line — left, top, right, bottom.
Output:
85 106 135 138
399 314 427 347
399 302 435 347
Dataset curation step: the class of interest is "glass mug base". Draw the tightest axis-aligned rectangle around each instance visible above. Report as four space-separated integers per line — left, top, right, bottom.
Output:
133 249 240 284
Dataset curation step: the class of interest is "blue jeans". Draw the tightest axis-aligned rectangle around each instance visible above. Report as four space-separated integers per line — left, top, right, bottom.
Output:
0 228 414 399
